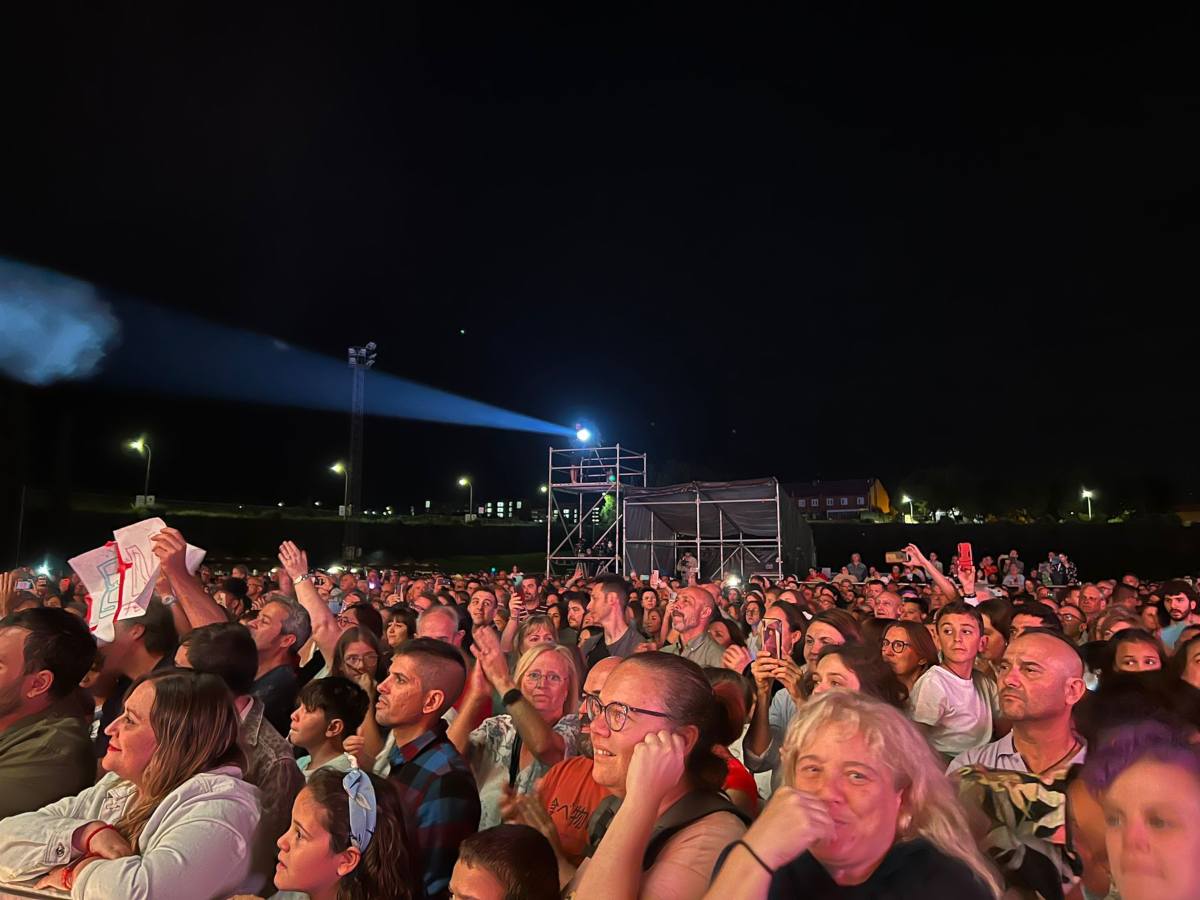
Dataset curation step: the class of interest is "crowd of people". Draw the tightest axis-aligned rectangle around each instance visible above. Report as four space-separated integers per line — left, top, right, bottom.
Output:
1 532 1199 899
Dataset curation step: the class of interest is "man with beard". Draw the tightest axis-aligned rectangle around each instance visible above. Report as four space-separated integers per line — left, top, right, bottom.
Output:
660 586 725 668
1159 580 1199 650
503 657 622 868
0 608 96 817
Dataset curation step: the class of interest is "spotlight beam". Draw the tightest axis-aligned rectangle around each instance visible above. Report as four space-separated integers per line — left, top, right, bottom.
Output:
97 298 576 437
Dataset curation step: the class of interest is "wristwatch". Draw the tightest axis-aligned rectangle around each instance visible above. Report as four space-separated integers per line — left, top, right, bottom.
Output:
294 573 312 584
502 688 524 707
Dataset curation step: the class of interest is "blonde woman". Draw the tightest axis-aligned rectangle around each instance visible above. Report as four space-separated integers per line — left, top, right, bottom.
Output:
449 629 582 829
0 669 262 899
705 691 1001 899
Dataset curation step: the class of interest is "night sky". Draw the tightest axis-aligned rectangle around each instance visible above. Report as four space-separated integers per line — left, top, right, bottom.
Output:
3 6 1198 516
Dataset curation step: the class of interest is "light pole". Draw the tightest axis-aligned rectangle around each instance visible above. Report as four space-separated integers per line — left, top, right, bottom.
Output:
1081 488 1094 521
901 494 915 522
458 477 473 516
330 462 350 516
127 437 152 501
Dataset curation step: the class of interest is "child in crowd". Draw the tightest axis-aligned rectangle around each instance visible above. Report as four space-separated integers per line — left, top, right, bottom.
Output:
288 677 370 780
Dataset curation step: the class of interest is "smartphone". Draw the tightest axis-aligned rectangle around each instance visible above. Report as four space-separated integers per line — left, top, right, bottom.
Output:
763 620 783 659
15 580 32 591
884 551 910 565
957 542 974 573
651 569 660 586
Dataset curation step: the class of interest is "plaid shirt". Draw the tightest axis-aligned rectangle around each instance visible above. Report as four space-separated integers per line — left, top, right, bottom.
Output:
388 720 481 900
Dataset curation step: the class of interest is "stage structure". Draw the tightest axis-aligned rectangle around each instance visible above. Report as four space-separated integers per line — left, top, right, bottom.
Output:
621 478 814 582
545 444 647 577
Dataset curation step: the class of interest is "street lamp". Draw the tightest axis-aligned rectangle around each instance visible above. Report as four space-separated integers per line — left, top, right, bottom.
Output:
901 495 915 521
126 436 152 501
330 462 350 516
458 477 473 515
1081 488 1094 521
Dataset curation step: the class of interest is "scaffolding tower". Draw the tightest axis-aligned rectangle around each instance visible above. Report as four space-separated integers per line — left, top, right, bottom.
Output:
545 444 647 577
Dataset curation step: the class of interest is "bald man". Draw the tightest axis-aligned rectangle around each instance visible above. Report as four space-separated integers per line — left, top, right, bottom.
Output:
873 590 903 620
947 628 1087 774
661 586 726 668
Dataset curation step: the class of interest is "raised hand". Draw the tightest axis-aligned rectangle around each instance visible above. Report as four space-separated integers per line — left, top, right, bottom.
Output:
278 541 309 581
904 543 929 569
625 730 688 806
471 624 513 690
150 527 190 577
738 787 835 869
749 656 778 694
722 645 752 674
342 735 373 771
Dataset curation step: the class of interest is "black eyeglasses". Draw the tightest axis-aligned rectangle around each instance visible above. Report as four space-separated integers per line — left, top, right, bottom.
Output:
583 692 673 733
880 638 912 654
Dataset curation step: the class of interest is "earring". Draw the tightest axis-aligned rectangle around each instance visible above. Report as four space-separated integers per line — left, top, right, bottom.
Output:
897 812 912 835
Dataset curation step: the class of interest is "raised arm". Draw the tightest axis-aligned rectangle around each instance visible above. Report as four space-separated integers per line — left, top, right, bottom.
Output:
278 541 340 662
475 626 568 766
499 594 523 653
905 543 962 603
152 528 226 633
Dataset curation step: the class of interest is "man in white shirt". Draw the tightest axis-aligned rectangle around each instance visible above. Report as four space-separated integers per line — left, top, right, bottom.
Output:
947 629 1087 774
909 601 999 758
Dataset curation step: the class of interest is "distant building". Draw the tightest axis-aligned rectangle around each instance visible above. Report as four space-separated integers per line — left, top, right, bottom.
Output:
786 478 891 520
481 499 525 520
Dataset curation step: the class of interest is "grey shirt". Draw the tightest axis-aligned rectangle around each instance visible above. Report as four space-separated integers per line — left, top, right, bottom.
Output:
946 731 1087 775
661 631 726 670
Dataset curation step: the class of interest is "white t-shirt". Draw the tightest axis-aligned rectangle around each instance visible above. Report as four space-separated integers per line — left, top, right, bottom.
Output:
908 665 998 756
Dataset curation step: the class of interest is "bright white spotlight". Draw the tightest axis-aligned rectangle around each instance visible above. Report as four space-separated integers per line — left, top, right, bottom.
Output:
576 427 592 443
36 562 51 577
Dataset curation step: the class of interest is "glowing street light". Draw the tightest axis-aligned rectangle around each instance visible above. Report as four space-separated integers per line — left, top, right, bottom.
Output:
458 477 474 515
901 495 915 521
330 462 350 516
125 436 153 501
1081 488 1094 520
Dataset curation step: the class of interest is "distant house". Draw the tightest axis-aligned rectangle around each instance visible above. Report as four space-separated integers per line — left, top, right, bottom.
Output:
786 478 891 520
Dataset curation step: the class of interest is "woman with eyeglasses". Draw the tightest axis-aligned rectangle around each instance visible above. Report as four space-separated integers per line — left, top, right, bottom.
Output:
567 652 749 900
449 631 583 829
880 621 939 693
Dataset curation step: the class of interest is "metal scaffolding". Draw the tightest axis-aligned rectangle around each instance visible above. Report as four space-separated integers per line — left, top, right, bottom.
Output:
544 444 647 577
621 478 812 582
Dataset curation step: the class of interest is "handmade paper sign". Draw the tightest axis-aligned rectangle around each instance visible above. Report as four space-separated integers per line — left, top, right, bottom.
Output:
70 519 206 642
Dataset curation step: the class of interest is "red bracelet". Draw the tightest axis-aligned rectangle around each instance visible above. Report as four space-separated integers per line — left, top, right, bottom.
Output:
62 855 94 892
84 823 118 856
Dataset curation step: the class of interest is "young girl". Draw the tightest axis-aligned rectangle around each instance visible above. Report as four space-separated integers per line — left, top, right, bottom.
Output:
233 766 416 900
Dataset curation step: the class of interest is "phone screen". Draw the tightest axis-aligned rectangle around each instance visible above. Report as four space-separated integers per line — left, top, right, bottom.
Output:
763 621 783 659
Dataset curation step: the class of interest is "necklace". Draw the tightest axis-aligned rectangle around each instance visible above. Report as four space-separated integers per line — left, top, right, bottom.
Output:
1027 738 1081 777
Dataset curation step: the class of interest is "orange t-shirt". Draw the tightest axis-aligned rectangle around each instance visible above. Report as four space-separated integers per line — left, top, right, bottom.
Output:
538 756 612 864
